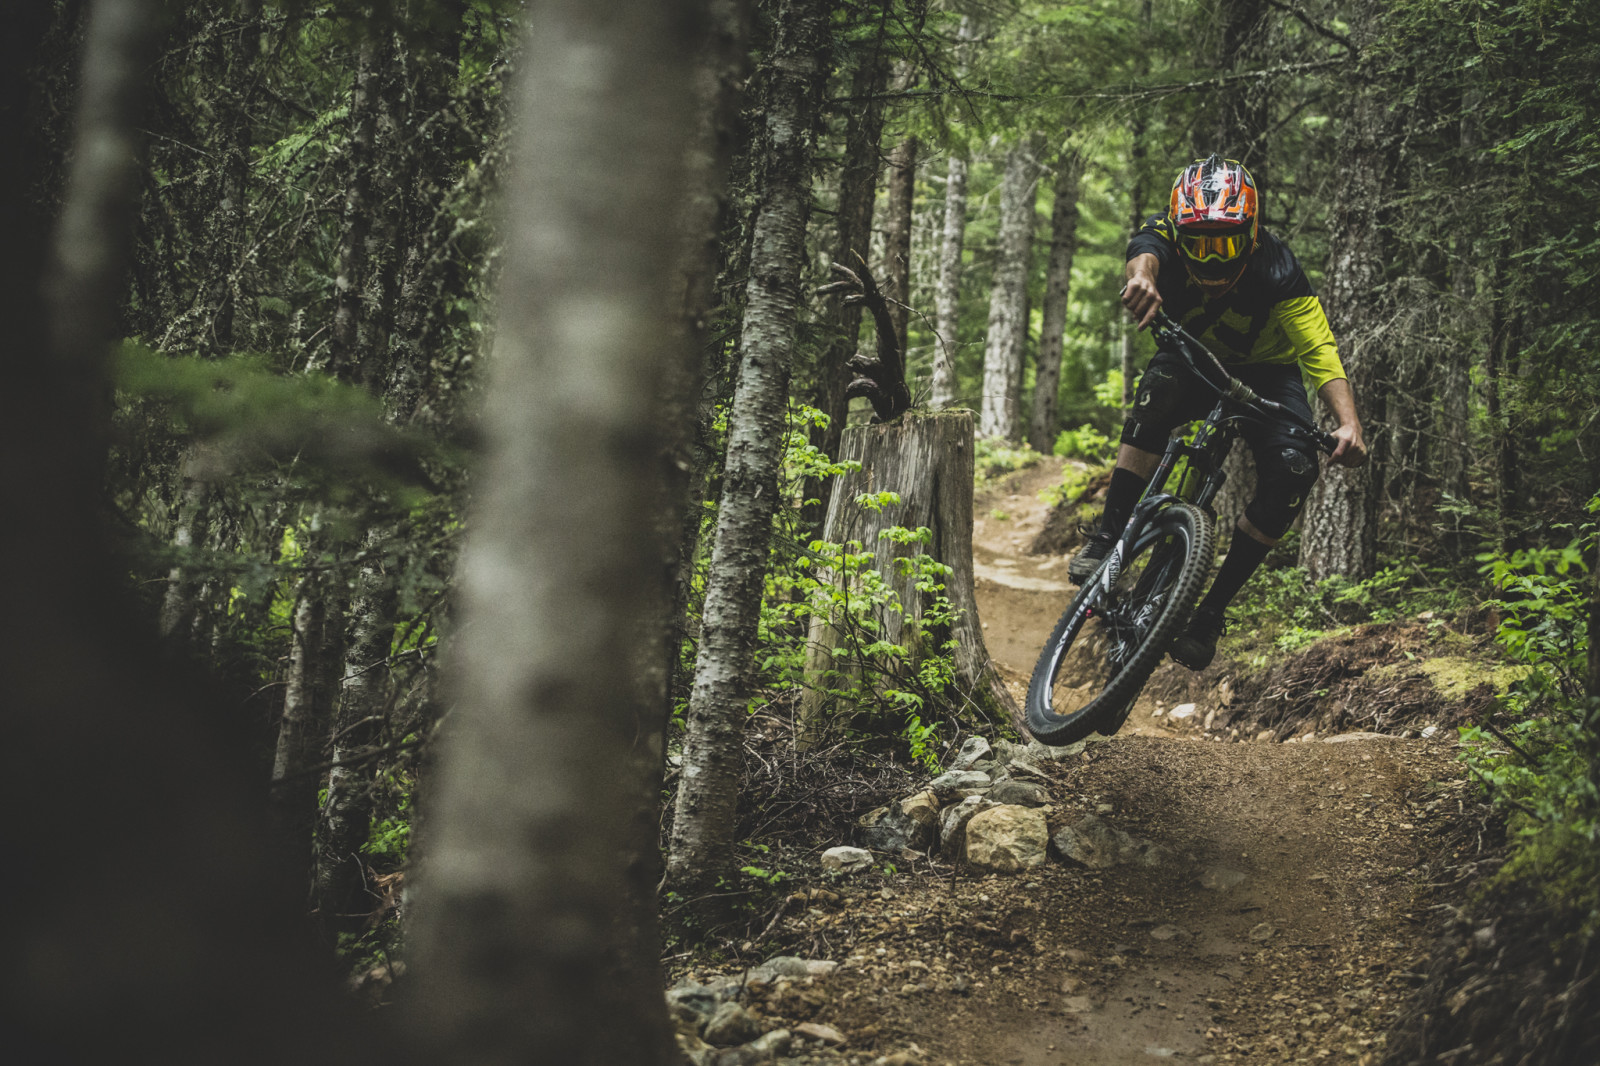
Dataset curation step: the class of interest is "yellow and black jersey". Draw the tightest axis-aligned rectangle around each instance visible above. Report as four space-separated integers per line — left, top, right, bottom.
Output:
1127 214 1346 392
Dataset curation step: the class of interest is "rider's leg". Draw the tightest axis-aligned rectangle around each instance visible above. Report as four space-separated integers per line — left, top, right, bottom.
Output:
1072 356 1209 582
1098 443 1160 536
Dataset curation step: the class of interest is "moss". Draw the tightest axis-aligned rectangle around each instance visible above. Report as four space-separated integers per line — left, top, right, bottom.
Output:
1360 655 1529 700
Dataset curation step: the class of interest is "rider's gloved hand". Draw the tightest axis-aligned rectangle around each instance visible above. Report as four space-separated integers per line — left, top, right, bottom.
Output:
1122 253 1162 330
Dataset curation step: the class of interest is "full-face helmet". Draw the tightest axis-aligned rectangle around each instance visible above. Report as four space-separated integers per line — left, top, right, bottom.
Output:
1169 155 1258 291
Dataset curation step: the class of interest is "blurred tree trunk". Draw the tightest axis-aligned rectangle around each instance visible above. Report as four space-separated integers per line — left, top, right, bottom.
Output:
667 0 831 895
3 0 372 1057
404 0 703 1062
1030 150 1082 453
980 134 1038 441
1299 3 1392 582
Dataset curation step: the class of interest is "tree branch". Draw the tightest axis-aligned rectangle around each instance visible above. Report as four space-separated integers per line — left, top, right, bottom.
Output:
1263 0 1359 54
816 255 911 422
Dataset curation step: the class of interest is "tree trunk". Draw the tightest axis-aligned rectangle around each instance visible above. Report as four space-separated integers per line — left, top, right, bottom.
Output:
930 14 976 411
329 33 385 377
1299 6 1390 582
404 0 701 1062
667 0 830 893
884 133 917 351
980 134 1038 441
932 152 968 409
1210 0 1270 179
1030 151 1082 453
804 18 890 533
270 565 345 894
7 0 371 1055
312 535 396 941
798 412 1021 744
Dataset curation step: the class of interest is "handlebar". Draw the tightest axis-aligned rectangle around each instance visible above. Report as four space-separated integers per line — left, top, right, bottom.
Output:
1146 309 1338 456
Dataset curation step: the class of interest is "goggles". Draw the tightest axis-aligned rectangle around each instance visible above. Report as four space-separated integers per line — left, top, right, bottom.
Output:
1178 230 1250 263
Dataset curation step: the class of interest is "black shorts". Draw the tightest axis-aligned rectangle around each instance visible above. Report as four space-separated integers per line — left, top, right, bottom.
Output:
1121 351 1322 537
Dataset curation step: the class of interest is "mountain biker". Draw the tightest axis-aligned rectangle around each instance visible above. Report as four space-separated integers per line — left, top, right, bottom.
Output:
1069 154 1368 670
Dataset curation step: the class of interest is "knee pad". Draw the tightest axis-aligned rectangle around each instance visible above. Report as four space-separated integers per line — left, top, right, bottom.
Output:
1246 445 1320 539
1120 365 1184 452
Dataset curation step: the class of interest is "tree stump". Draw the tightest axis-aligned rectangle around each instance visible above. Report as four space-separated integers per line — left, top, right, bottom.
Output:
798 410 1022 745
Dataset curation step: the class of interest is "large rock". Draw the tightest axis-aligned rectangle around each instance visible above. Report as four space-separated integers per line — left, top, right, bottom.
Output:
821 846 873 875
858 791 937 852
1051 814 1168 870
950 736 993 771
938 795 998 858
704 1001 762 1047
929 769 991 798
1025 738 1087 761
667 976 740 1026
964 805 1049 874
987 779 1050 807
746 956 838 984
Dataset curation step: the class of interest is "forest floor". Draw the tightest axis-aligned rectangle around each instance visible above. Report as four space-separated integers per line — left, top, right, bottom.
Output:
673 457 1495 1066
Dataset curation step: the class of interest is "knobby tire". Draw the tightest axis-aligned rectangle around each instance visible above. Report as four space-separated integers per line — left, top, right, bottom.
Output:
1025 502 1214 746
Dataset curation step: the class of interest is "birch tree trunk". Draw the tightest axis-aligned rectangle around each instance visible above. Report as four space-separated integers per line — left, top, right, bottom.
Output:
980 134 1039 441
930 14 975 410
405 1 701 1062
1299 5 1390 582
270 565 345 895
884 133 917 350
667 0 831 893
932 152 968 409
1030 151 1082 453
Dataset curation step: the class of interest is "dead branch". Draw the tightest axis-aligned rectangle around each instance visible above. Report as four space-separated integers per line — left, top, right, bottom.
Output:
816 256 912 422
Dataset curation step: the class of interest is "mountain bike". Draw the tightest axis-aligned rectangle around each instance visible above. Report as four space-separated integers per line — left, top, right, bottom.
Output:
1024 309 1337 745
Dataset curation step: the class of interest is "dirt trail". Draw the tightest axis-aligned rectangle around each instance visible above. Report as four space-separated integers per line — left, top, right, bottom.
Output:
929 459 1453 1064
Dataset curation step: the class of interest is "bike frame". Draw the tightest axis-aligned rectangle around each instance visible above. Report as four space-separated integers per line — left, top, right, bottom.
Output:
1088 311 1335 602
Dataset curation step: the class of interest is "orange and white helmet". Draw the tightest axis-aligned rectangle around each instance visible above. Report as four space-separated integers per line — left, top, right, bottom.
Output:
1169 155 1258 286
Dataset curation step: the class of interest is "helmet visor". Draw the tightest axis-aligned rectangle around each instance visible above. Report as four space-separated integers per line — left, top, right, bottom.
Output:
1178 230 1250 264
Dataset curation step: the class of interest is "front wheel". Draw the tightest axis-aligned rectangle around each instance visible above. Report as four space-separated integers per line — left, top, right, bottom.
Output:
1025 502 1214 745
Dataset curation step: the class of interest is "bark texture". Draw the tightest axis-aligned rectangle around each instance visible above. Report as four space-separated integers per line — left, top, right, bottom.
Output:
805 20 890 531
980 135 1039 441
404 2 701 1062
1299 6 1390 582
667 0 831 891
932 152 968 409
1030 152 1082 453
798 412 1022 742
884 134 918 351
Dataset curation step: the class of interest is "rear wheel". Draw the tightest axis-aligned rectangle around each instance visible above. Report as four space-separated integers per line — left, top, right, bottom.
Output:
1025 502 1213 745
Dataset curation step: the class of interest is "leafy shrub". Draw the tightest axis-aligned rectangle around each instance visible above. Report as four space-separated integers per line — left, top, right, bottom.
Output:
1052 422 1115 464
1461 496 1600 938
972 437 1039 483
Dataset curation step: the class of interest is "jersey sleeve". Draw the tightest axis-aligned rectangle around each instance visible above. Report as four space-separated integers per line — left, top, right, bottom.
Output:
1275 295 1346 392
1126 214 1178 268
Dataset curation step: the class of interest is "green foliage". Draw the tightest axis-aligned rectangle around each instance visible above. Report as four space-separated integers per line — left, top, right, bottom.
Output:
1460 497 1600 937
972 437 1040 483
1052 422 1114 463
1230 544 1475 653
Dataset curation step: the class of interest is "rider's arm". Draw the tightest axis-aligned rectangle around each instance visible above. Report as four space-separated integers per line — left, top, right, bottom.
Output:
1316 377 1368 467
1123 253 1162 329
